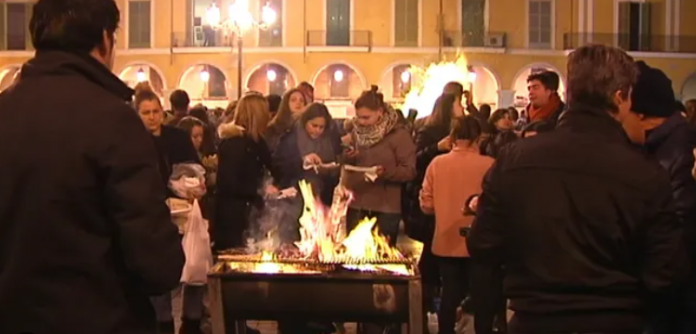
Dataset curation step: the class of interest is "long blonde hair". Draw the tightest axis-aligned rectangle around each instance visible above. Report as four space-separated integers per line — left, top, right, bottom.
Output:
233 94 270 142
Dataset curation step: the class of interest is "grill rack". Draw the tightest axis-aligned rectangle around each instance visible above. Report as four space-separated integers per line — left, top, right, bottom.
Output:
216 253 414 266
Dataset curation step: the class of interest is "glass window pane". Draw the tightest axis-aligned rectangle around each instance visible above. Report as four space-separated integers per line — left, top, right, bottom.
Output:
259 0 282 46
129 1 151 48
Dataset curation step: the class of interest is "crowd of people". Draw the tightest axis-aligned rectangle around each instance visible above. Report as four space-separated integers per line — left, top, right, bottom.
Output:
2 1 696 334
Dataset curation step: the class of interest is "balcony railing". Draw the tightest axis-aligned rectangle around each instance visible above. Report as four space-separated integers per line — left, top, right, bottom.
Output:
563 33 696 53
171 31 235 48
442 31 506 48
306 30 372 48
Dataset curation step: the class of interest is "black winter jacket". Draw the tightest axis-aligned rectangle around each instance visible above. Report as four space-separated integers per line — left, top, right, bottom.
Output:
644 113 696 261
468 104 690 334
0 51 184 334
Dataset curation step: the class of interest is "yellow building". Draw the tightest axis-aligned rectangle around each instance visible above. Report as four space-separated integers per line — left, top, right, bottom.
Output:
1 0 695 114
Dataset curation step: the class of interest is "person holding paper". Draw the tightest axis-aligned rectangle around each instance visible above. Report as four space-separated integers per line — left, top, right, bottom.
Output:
343 85 416 246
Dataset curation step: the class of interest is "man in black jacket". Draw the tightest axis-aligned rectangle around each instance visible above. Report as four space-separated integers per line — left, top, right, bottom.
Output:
468 45 690 334
629 61 696 334
0 1 184 334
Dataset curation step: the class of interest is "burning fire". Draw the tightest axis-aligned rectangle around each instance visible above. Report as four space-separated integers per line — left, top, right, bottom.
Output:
400 55 475 118
227 179 411 276
294 180 409 275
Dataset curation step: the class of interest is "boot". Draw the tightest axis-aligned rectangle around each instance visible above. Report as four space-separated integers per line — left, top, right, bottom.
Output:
179 318 203 334
157 321 176 334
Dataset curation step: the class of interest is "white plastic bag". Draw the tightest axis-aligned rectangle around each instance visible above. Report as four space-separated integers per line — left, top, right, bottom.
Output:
169 163 207 200
180 200 213 285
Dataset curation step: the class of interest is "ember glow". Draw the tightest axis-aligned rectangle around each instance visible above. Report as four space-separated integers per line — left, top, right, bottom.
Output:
400 55 473 118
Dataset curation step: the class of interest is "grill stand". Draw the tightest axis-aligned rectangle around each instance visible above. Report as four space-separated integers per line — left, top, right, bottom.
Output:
208 274 423 334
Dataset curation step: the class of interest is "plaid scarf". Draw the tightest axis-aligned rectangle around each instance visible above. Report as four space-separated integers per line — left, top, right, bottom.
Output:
352 107 399 147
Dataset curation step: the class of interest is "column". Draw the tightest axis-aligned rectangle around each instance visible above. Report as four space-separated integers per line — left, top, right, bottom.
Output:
497 90 516 109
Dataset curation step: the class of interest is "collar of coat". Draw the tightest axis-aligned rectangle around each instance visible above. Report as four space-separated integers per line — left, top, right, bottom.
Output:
20 50 134 102
556 103 631 143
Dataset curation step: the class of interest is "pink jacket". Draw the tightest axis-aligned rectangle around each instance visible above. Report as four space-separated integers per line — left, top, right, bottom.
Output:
420 144 494 257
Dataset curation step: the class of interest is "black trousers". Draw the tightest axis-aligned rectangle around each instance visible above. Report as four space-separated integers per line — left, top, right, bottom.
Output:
437 256 471 334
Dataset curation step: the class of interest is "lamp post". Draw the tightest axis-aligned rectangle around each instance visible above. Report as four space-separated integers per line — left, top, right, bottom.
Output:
206 1 276 99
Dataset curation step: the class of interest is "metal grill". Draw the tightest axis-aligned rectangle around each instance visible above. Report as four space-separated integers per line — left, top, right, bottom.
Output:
217 253 414 266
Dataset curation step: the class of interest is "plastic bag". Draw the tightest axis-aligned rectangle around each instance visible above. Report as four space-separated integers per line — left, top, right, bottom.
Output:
169 163 207 200
180 200 213 285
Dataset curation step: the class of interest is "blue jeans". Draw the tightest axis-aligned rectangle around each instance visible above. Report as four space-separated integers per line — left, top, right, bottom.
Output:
151 284 206 322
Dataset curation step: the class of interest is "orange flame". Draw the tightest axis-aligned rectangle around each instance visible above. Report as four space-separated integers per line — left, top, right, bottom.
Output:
294 180 408 274
399 55 473 118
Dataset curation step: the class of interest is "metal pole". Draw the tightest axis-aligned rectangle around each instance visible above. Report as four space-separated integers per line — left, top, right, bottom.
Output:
438 0 443 61
237 34 243 99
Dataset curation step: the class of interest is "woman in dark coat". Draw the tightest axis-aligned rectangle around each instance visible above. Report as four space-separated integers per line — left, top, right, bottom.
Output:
272 103 341 243
214 94 278 251
480 108 518 158
273 103 341 205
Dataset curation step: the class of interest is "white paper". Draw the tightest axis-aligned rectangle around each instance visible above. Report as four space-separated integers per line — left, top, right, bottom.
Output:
344 165 379 182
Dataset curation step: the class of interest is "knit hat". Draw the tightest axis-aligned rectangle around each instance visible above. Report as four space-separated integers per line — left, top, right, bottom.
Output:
631 61 675 118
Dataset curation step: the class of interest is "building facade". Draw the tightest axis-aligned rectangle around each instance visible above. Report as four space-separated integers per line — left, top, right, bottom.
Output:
1 0 695 113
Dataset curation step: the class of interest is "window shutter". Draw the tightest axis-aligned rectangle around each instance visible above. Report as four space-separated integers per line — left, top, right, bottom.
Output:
128 2 139 48
528 1 540 44
618 2 630 49
129 1 151 49
394 0 406 45
539 1 551 45
406 0 418 45
24 3 32 50
639 2 651 50
0 5 6 51
142 1 151 47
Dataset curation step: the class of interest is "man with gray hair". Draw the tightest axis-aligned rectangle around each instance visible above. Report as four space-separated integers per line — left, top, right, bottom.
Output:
468 44 689 334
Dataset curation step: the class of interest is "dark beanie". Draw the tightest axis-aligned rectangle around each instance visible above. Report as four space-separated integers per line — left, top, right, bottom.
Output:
631 61 675 118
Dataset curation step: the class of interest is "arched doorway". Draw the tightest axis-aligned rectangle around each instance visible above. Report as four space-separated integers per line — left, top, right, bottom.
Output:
179 64 230 109
511 64 566 108
246 63 297 96
469 64 501 109
0 65 21 92
682 73 696 103
118 64 166 96
312 63 367 118
379 63 422 103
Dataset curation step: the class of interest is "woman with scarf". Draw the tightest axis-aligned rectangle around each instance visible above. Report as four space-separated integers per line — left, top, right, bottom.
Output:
344 86 416 246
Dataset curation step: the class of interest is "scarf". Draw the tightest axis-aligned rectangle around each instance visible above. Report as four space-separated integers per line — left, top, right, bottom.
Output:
296 122 336 164
528 93 561 122
352 107 399 147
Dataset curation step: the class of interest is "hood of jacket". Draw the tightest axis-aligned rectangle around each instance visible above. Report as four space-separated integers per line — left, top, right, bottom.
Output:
19 50 134 102
218 122 246 139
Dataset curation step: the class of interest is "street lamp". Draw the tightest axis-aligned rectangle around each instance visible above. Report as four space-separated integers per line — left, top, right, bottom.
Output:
200 68 211 83
136 67 147 82
266 69 277 82
206 1 276 99
400 70 411 84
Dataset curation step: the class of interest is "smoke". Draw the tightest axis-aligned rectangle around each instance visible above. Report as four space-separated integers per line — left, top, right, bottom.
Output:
242 177 304 253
